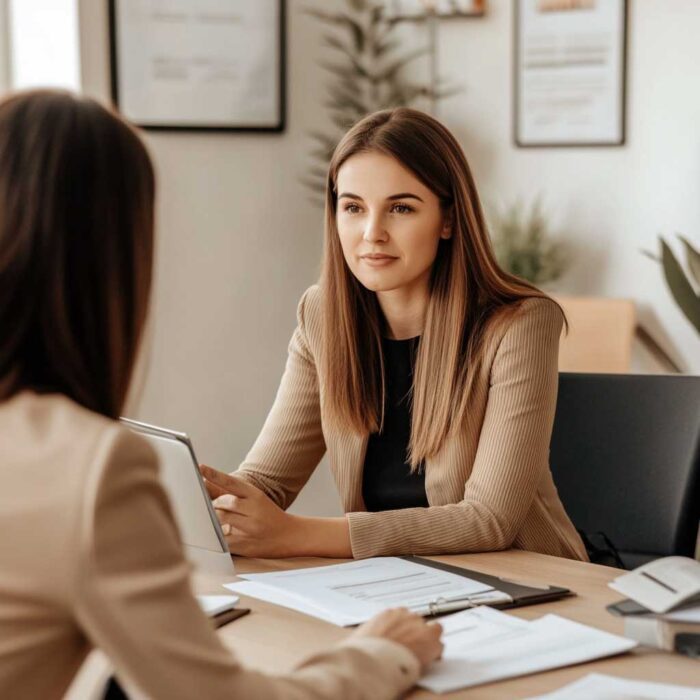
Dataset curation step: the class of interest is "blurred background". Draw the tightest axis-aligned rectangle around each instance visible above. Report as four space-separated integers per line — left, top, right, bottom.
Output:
6 0 699 516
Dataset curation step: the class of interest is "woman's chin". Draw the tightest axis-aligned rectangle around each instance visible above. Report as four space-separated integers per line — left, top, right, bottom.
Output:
356 275 404 294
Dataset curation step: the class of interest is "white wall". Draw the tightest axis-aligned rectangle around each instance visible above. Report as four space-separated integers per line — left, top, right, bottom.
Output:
79 0 343 516
78 0 700 517
431 0 700 373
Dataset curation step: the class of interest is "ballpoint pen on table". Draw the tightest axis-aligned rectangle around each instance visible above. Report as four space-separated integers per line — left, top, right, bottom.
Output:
411 591 513 617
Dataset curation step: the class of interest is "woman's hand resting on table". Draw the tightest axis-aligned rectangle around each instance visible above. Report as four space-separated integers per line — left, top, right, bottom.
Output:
352 609 444 672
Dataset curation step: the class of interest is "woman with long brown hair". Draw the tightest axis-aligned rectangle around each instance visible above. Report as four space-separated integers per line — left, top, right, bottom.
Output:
206 107 587 562
0 91 442 699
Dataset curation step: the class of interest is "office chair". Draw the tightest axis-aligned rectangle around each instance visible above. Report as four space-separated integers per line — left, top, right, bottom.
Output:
549 373 700 569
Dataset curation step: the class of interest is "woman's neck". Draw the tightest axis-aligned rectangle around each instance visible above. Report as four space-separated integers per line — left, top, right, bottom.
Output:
376 281 429 340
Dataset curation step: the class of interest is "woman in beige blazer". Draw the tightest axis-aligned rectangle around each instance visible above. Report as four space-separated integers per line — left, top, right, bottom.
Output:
0 90 441 699
207 108 587 563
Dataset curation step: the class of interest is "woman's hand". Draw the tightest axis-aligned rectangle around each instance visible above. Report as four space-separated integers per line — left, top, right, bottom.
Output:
199 465 300 558
351 609 443 672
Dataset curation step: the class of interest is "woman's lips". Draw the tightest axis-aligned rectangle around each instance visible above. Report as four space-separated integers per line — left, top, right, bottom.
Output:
360 254 398 267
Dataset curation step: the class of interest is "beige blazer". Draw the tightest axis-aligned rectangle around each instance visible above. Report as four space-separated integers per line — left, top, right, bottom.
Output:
0 391 420 700
239 286 588 562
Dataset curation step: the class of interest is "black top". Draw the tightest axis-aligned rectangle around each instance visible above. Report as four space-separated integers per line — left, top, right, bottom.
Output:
362 337 429 512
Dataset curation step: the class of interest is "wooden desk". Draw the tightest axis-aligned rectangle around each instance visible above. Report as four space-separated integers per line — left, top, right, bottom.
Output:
197 551 699 698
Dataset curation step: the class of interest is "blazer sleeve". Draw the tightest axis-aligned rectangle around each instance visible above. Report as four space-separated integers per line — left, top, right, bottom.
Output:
346 298 564 558
235 287 327 509
73 426 420 700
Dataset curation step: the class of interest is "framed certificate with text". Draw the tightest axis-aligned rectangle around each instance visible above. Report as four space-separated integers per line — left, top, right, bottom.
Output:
514 0 627 147
109 0 285 132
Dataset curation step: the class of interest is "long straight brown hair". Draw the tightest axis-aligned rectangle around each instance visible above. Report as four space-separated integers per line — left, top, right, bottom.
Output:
321 108 560 468
0 90 155 418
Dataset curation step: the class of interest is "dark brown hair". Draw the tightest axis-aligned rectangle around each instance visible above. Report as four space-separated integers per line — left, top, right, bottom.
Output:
0 90 155 418
321 108 561 466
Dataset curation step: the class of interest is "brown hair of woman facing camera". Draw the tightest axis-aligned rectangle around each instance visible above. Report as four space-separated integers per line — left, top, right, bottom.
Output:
0 90 155 418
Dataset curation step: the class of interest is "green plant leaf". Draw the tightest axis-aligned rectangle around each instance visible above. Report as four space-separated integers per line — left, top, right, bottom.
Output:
320 60 369 80
660 238 700 334
679 235 700 288
322 34 354 55
376 48 429 81
640 248 660 263
373 37 401 57
347 0 368 12
306 10 365 52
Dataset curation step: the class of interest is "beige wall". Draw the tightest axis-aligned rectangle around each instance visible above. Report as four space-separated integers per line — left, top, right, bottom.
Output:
79 1 700 518
78 0 343 516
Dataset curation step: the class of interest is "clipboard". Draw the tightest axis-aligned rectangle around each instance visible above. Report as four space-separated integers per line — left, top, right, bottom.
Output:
401 556 574 611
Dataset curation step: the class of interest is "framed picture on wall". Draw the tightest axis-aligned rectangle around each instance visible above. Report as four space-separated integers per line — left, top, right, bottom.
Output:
109 0 286 132
514 0 627 147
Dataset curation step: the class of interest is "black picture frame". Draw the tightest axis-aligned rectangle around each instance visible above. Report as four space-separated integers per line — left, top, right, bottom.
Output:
513 0 628 148
108 0 286 133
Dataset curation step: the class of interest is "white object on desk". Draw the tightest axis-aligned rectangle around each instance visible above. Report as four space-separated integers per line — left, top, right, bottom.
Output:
525 672 700 699
224 557 509 627
196 595 239 617
609 556 700 614
418 608 636 694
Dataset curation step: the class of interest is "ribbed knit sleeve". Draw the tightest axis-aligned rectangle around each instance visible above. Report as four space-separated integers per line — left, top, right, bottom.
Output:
236 288 326 510
346 298 564 558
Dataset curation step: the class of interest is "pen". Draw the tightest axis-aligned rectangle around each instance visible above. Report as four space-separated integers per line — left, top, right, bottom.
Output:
411 592 513 616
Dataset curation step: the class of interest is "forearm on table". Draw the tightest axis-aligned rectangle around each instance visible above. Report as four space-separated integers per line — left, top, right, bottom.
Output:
346 500 522 559
288 515 353 558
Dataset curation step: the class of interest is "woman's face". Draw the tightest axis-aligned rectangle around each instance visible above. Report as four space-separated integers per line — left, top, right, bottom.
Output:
335 151 450 296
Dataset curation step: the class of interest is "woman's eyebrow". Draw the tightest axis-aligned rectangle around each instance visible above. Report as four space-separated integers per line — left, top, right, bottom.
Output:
388 192 424 202
337 191 425 202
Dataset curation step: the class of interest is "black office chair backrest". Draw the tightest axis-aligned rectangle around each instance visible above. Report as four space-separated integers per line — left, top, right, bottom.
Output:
550 373 700 569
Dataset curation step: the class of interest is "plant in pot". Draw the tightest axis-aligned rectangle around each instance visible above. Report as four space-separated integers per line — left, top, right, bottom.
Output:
489 199 569 286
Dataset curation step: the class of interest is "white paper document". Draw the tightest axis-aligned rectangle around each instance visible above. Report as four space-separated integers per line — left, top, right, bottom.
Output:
224 557 509 626
418 608 636 694
526 672 700 699
663 604 700 623
196 594 239 617
609 556 700 614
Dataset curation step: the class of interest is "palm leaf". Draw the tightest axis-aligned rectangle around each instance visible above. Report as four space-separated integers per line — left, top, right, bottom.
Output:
660 238 700 334
679 235 700 287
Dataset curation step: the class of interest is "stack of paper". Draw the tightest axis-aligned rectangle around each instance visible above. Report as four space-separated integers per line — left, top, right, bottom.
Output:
417 607 636 694
224 557 510 626
525 673 700 699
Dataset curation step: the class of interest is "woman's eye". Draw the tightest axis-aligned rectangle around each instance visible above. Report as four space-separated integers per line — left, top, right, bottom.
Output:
344 203 361 214
391 203 414 214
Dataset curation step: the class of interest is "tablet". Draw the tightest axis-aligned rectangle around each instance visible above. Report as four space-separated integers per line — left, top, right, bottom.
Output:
120 418 234 575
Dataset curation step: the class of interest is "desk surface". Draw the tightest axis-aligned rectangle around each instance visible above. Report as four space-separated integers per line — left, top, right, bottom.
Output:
197 550 699 698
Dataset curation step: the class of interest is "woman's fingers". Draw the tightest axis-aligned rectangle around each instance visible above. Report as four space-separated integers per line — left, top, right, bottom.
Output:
203 477 228 500
213 493 250 515
215 508 248 533
199 465 258 499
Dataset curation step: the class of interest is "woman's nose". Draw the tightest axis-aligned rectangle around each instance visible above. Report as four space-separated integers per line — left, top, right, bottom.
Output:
363 216 388 243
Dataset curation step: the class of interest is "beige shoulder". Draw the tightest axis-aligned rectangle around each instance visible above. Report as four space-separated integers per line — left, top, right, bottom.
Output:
484 295 564 351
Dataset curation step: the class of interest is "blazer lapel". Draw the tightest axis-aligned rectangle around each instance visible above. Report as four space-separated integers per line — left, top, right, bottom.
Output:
333 430 368 512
